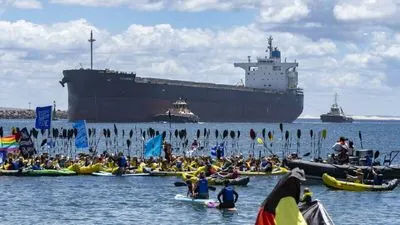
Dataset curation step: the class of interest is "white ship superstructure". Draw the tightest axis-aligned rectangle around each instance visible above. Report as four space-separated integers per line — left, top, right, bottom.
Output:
234 36 299 91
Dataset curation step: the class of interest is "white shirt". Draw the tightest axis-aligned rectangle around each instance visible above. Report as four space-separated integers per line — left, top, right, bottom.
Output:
332 142 348 152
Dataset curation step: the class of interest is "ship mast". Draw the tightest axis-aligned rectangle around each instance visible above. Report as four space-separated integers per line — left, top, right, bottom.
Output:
267 36 273 59
334 92 338 107
88 30 96 70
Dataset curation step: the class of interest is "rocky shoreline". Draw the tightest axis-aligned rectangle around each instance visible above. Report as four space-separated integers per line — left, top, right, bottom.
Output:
0 108 68 120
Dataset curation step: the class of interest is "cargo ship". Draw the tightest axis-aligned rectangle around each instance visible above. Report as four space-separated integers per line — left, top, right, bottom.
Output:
60 31 304 122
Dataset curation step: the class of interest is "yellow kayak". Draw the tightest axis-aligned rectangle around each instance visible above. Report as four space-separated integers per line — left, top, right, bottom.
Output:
322 173 399 192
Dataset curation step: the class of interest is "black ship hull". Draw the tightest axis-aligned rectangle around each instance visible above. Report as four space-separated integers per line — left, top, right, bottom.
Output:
153 114 199 123
61 69 304 123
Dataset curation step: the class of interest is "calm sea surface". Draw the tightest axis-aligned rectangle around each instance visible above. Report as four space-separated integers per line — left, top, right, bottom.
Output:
1 119 400 225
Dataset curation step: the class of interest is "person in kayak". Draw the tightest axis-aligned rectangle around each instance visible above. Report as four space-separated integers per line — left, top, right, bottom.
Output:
299 187 313 204
194 161 218 177
217 180 239 209
31 160 42 170
194 172 209 199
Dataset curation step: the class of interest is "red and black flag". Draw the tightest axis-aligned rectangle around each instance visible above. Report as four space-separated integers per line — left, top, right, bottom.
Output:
255 168 307 225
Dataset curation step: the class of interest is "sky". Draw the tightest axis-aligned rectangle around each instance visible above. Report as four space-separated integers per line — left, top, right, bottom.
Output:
1 0 400 117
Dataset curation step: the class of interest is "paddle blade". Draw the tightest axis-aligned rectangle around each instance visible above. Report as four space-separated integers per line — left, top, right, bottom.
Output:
303 152 311 157
374 151 380 159
310 129 313 138
208 186 216 191
322 129 327 139
358 131 362 140
297 129 301 139
285 130 289 140
250 129 256 140
279 123 283 133
174 182 187 187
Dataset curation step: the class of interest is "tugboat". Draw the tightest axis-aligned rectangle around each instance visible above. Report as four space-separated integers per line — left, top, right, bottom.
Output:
153 99 200 123
320 93 353 123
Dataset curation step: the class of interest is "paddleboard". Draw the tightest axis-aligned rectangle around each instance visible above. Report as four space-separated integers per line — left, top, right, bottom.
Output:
174 194 216 204
92 172 150 177
205 202 237 211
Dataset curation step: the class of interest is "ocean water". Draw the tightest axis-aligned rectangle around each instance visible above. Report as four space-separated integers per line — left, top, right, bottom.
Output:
1 119 400 225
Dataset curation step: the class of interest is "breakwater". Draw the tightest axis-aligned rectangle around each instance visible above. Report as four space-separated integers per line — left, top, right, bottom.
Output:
0 108 68 120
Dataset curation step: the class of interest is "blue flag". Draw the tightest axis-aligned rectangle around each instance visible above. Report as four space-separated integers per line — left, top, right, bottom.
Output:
73 120 89 148
144 135 162 158
0 151 6 164
211 143 224 157
35 106 52 129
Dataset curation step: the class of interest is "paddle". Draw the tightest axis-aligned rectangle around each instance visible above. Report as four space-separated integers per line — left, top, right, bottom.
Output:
174 181 217 191
359 131 363 149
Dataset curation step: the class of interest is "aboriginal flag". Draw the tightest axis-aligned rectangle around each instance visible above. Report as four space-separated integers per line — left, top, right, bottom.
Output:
255 168 307 225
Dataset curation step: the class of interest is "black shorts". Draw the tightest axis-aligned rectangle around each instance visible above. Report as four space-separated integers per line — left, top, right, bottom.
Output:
218 202 235 209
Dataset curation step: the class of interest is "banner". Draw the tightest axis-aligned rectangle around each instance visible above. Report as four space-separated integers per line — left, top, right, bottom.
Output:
19 128 35 157
35 106 52 129
144 135 162 158
73 120 89 148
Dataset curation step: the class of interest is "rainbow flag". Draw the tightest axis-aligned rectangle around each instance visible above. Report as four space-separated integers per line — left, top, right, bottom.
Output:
0 135 19 152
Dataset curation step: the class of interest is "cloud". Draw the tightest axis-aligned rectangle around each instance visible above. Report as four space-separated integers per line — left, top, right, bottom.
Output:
259 0 310 23
334 0 398 21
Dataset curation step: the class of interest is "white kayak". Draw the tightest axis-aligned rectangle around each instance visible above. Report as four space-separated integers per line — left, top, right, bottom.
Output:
174 194 216 204
92 172 150 176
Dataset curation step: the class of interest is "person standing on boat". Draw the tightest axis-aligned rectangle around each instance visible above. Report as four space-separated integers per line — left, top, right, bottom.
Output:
217 180 239 209
332 137 348 153
115 152 128 175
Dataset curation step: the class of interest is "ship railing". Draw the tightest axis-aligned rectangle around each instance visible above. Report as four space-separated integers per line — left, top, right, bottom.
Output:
135 77 294 94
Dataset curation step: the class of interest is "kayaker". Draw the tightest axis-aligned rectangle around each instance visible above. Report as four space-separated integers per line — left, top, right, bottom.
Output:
217 180 239 209
259 157 273 172
194 172 209 199
346 168 364 183
31 160 42 170
300 187 313 204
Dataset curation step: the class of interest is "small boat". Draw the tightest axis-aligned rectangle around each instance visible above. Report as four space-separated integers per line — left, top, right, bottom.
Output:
320 93 353 123
283 150 400 180
322 173 399 191
153 98 200 123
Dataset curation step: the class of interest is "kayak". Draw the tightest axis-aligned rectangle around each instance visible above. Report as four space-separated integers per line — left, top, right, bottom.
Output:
25 169 76 176
150 171 185 177
208 177 250 186
92 171 150 176
182 172 250 186
205 201 237 211
0 169 29 176
239 167 289 176
0 169 76 176
322 173 399 191
174 194 216 204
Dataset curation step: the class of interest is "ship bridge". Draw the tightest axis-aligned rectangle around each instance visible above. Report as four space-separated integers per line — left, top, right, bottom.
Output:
234 36 299 91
